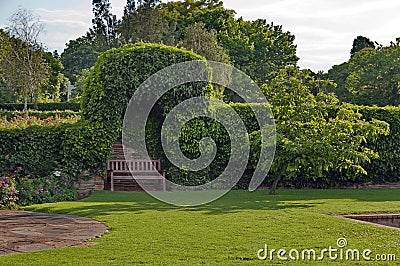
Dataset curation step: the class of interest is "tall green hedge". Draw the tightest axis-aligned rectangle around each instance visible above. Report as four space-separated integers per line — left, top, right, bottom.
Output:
147 103 267 189
76 43 213 178
351 105 400 183
0 124 69 177
0 102 80 111
82 43 210 125
147 103 400 189
0 110 80 120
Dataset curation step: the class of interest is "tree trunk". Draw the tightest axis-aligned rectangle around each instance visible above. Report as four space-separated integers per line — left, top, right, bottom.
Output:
269 174 282 195
33 93 37 110
269 166 287 195
23 93 27 112
29 77 37 110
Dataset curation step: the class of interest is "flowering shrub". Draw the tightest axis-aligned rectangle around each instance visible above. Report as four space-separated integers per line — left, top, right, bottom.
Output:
0 112 79 129
0 169 77 208
0 112 80 177
0 176 19 209
16 171 77 206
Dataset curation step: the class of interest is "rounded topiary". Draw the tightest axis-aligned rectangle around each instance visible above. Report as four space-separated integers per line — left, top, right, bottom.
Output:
77 43 214 175
82 43 212 126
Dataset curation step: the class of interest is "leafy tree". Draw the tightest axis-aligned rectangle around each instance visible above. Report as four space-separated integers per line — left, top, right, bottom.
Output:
160 3 298 84
61 35 98 84
69 69 90 103
345 46 400 106
180 22 229 63
0 34 49 110
0 8 50 110
219 19 298 84
61 1 118 85
119 2 173 45
90 0 118 50
160 0 223 23
350 36 376 57
39 52 69 102
327 42 400 106
124 0 136 16
259 67 389 194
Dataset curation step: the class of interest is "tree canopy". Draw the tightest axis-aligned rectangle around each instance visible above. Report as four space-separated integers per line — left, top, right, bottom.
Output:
259 67 389 194
350 35 376 57
327 41 400 106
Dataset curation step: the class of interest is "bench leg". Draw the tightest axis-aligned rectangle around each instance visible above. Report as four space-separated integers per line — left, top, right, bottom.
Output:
110 172 114 192
162 173 166 192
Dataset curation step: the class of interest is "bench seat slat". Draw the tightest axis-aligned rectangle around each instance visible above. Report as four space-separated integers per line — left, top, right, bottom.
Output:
108 159 166 192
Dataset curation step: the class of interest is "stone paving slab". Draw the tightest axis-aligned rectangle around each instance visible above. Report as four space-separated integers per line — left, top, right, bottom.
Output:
0 210 107 256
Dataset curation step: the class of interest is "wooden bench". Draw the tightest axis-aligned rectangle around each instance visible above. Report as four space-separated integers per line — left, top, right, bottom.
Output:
107 159 166 192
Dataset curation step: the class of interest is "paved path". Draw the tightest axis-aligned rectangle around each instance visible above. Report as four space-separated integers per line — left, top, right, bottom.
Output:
0 210 107 256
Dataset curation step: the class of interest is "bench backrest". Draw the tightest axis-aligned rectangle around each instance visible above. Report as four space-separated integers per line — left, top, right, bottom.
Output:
107 159 162 172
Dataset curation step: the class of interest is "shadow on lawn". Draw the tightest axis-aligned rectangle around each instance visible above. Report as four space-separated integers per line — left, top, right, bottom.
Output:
28 190 321 217
27 189 400 217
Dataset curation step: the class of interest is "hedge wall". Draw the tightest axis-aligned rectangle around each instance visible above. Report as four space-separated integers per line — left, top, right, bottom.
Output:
147 103 400 189
0 102 80 111
0 124 69 177
77 43 213 182
351 105 400 183
82 43 210 126
146 103 268 189
0 110 80 120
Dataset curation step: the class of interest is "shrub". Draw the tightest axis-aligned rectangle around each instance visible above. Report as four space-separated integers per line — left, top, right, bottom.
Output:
78 43 213 177
348 105 400 183
61 120 115 175
0 102 80 111
0 176 19 209
16 171 77 206
82 43 211 125
0 114 78 177
0 110 80 120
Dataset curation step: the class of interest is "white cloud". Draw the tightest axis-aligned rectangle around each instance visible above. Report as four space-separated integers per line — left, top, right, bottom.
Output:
223 0 400 71
33 7 92 52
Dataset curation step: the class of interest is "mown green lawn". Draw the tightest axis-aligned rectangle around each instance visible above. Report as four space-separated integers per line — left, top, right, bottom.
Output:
1 189 399 265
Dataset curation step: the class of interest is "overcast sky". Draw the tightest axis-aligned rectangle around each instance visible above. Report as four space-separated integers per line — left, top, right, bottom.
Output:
0 0 399 71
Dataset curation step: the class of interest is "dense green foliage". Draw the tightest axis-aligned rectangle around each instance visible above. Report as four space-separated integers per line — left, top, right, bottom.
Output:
82 43 208 124
180 22 230 63
326 43 400 106
61 120 116 175
40 52 69 102
0 120 77 177
61 36 99 84
62 0 298 88
0 102 80 111
0 110 79 120
79 43 211 182
160 2 298 84
0 113 79 207
350 35 376 57
348 105 400 183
